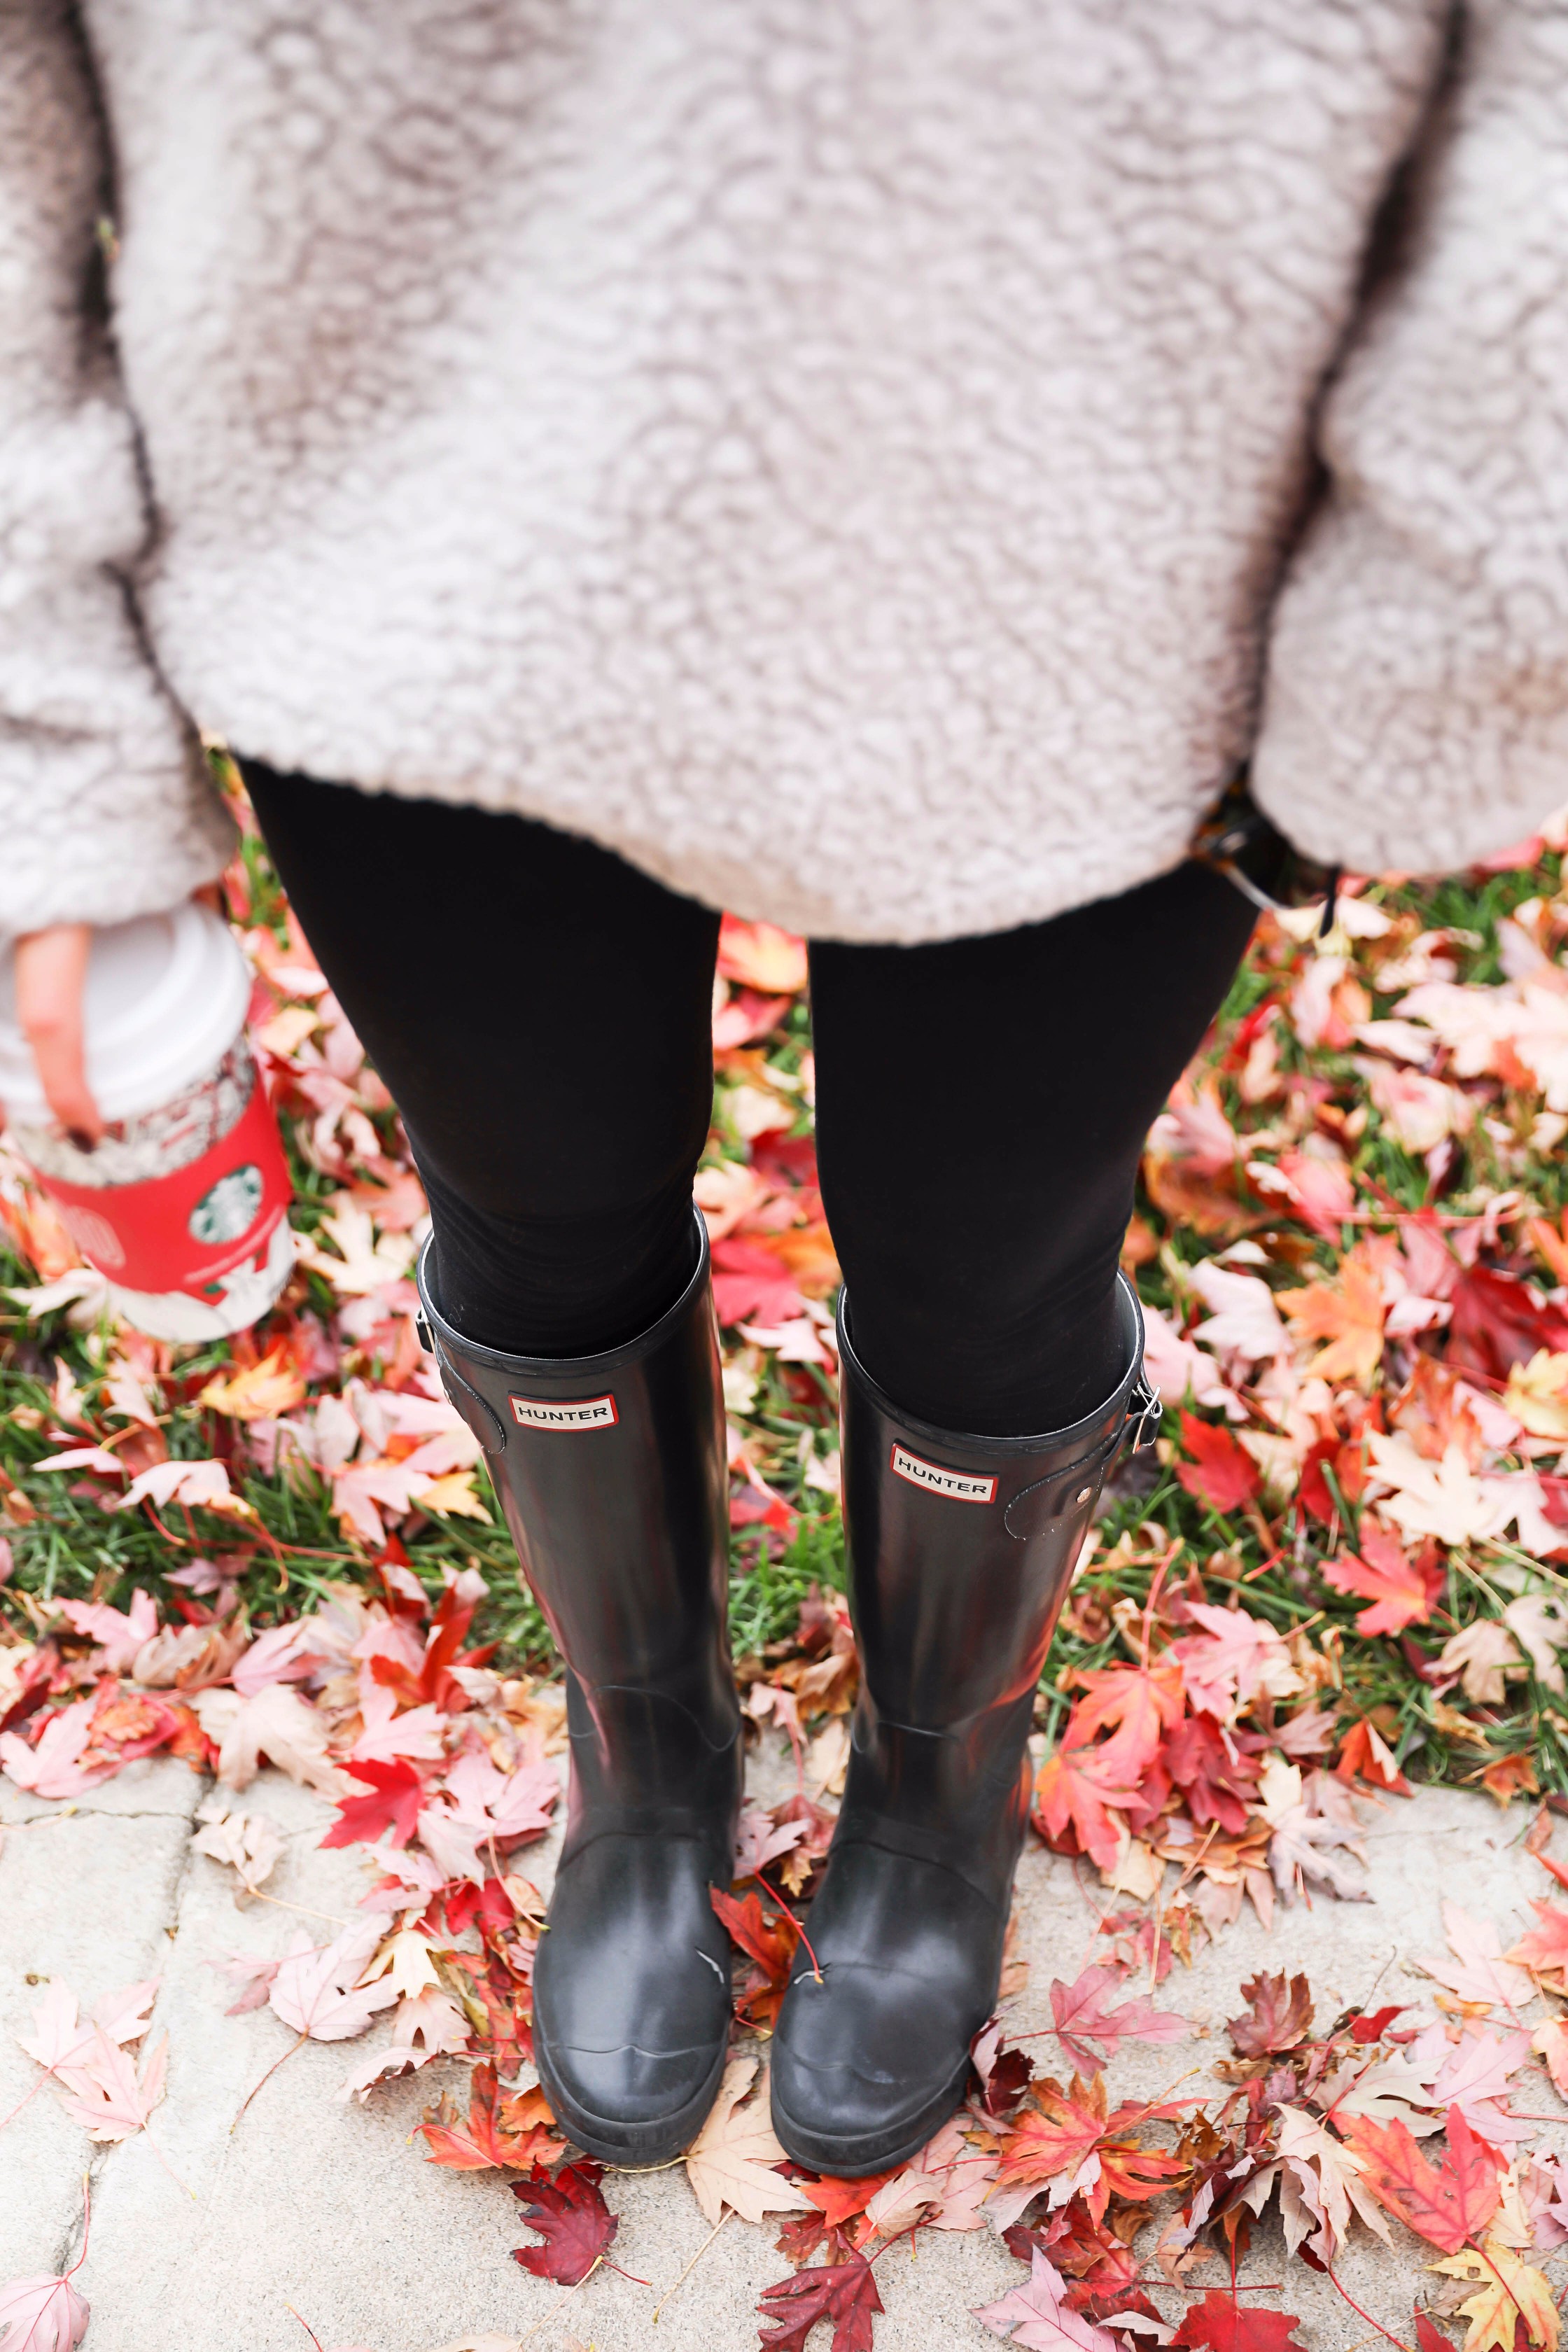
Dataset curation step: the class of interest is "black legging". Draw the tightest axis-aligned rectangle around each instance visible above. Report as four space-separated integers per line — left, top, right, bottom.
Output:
244 764 1254 1436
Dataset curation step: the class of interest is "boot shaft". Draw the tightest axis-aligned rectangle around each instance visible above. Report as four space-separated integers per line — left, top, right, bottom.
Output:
834 1276 1155 1892
416 1214 741 1800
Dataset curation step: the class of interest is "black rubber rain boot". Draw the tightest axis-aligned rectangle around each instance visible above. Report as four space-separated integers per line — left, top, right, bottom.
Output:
416 1212 741 2165
770 1275 1156 2176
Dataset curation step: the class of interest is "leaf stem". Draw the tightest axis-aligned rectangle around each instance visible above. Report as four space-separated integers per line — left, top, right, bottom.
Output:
652 2211 729 2321
232 2030 308 2129
1325 2260 1417 2352
516 2251 604 2342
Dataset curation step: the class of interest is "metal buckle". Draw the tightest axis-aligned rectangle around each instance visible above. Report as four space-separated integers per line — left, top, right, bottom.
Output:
1126 1376 1162 1454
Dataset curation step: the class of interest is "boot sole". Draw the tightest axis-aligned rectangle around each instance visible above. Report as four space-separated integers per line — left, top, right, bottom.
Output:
534 2032 729 2169
769 2050 972 2178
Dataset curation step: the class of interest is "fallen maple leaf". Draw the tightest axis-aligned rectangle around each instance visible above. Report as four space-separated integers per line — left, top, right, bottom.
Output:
996 2076 1187 2220
199 1342 307 1421
757 2252 883 2351
1227 1970 1312 2059
1171 1604 1303 1723
414 2064 561 2166
1171 2293 1307 2352
1508 1900 1568 1981
268 1919 400 2043
54 2026 168 2142
685 2057 813 2227
1322 1524 1446 1636
858 2116 991 2238
1417 1903 1536 2012
1436 1622 1525 1706
0 2272 90 2351
1047 1968 1184 2072
1033 1746 1140 1872
510 2160 617 2286
197 1682 354 1799
1335 1719 1413 1795
1428 2240 1559 2352
321 1758 426 1851
975 2248 1121 2352
1175 1414 1261 1516
191 1797 284 1893
1367 1436 1511 1548
711 1886 801 2027
1345 2107 1504 2253
1062 1662 1186 1783
1278 1242 1390 1389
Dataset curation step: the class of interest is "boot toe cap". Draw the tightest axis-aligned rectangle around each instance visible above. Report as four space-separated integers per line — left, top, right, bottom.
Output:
533 1835 733 2162
769 1959 974 2174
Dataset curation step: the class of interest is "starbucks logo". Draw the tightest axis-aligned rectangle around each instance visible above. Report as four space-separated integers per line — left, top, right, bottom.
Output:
188 1163 264 1245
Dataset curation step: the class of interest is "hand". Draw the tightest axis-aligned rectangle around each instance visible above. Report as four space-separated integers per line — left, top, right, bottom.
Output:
7 923 103 1146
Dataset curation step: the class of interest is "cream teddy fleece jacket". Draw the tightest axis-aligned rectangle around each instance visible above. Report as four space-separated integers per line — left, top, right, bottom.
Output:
2 0 1566 943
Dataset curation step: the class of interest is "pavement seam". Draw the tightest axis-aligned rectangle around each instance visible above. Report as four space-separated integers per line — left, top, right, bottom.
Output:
49 1782 205 2278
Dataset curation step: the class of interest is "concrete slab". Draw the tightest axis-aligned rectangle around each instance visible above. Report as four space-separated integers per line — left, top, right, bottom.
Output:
0 1756 202 2290
3 1746 1564 2351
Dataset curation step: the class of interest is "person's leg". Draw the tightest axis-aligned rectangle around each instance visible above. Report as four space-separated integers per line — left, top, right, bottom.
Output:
809 858 1258 1434
242 763 739 2166
241 763 720 1352
771 860 1256 2171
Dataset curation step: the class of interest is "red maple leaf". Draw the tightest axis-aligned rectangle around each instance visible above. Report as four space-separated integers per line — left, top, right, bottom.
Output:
710 1237 809 1327
798 2171 897 2229
1226 1970 1312 2059
1062 1660 1186 1781
1163 1713 1261 1833
1343 2106 1503 2253
368 1581 497 1714
417 2064 565 2171
757 2253 883 2352
1032 1746 1139 1872
1173 2292 1307 2352
437 1944 534 2074
1175 1413 1261 1516
1448 1266 1568 1382
1350 2004 1407 2045
511 2160 618 2284
712 1886 802 2029
320 1757 425 1850
1299 1433 1371 1525
1322 1525 1446 1636
996 2076 1189 2222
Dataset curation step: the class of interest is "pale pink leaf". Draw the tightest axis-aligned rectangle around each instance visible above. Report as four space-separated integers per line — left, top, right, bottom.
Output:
0 2272 90 2351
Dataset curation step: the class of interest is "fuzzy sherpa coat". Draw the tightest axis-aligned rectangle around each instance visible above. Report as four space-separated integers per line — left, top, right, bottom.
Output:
3 0 1567 944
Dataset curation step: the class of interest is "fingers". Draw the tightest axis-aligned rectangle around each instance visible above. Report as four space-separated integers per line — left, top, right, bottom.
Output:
14 923 104 1146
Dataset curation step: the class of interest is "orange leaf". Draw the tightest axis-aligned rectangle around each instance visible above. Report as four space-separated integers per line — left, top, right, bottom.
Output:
1334 1718 1413 1796
1278 1241 1390 1389
1032 1747 1138 1873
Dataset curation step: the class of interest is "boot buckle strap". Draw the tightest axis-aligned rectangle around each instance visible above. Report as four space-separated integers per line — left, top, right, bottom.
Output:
1127 1374 1162 1453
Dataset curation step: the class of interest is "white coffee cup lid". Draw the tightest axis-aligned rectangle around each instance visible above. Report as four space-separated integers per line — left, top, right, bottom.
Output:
0 903 251 1126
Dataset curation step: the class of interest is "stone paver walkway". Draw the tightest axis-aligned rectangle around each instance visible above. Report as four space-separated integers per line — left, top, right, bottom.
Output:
3 1752 1558 2351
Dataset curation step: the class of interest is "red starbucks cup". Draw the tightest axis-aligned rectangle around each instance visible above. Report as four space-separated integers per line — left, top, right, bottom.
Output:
0 904 294 1340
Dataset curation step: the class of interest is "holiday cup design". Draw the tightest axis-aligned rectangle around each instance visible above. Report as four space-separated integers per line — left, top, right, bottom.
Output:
0 905 296 1340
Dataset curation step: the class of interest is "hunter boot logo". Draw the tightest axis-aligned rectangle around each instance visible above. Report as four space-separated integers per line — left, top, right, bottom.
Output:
509 1392 620 1431
889 1443 996 1504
